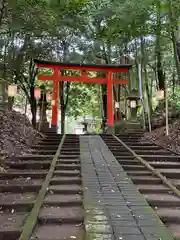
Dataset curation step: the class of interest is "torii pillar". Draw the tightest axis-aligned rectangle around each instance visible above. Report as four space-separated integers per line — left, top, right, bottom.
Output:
51 67 59 129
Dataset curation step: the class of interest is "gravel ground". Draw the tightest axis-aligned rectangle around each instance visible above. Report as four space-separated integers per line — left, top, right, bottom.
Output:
0 110 43 159
142 119 180 154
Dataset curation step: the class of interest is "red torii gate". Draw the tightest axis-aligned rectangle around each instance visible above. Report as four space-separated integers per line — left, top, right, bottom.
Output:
34 59 132 132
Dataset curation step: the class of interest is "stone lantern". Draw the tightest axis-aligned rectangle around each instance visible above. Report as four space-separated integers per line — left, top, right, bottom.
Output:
126 89 140 120
125 89 142 132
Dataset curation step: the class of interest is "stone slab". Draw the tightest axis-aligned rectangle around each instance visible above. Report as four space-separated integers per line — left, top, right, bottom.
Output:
80 135 174 240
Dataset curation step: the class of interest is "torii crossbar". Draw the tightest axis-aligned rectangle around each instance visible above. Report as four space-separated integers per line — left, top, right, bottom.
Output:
34 59 132 132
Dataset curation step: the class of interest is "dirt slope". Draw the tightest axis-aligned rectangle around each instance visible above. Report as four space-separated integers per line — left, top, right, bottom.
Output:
143 119 180 154
0 110 43 158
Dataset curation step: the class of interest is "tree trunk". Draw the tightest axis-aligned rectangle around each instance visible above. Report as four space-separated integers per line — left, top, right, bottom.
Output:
8 97 14 110
114 85 121 121
101 84 107 130
171 29 180 82
61 110 65 134
134 39 140 89
0 45 8 110
156 0 165 90
140 36 152 115
144 65 152 115
59 41 70 134
30 102 36 128
117 85 121 121
31 104 36 128
0 0 6 28
168 1 180 81
172 69 176 99
30 86 37 128
59 79 71 135
0 80 8 110
176 35 180 62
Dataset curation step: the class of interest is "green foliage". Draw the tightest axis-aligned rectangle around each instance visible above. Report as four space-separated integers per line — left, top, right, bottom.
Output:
114 121 128 134
169 86 180 110
66 82 101 118
0 0 179 125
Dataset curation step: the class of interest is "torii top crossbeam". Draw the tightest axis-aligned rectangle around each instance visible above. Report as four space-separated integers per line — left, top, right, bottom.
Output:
34 59 132 132
34 59 132 71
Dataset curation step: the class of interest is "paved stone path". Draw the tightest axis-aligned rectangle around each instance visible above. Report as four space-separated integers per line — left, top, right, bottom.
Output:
80 135 174 240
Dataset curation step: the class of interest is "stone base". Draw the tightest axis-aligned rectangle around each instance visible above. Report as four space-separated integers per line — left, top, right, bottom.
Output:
37 122 57 133
37 122 48 130
49 125 58 133
106 126 115 134
125 120 143 133
127 121 141 128
0 102 8 110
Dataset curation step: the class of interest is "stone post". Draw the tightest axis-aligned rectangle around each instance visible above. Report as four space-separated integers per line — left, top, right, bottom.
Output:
0 79 8 110
126 89 141 132
126 89 139 120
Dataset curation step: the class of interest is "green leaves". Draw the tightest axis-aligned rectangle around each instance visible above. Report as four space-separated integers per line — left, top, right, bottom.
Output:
0 0 179 124
66 82 101 118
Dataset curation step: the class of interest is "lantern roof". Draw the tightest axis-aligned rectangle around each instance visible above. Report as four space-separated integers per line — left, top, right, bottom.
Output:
79 121 88 126
126 89 140 100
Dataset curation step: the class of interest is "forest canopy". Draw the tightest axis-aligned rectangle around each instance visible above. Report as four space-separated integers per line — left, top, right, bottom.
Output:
0 0 179 131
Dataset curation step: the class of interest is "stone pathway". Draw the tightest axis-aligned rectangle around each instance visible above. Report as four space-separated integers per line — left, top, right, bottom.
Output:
80 135 174 240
